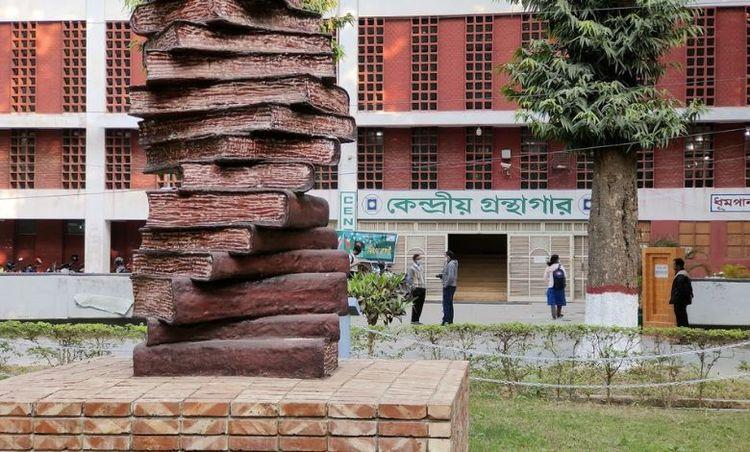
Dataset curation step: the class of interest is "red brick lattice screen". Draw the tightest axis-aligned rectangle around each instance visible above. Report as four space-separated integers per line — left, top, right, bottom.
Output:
11 22 36 113
521 128 548 189
106 22 132 113
746 7 750 105
63 21 87 112
637 148 655 189
10 130 35 189
128 0 354 377
577 154 594 189
106 130 132 190
411 17 438 111
62 129 86 189
314 164 338 190
521 14 546 47
465 127 493 189
686 8 716 106
358 17 384 111
357 128 384 189
684 125 714 188
411 127 438 189
465 16 493 110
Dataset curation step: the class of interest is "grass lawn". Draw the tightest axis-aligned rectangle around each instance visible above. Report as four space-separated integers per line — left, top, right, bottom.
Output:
470 386 750 451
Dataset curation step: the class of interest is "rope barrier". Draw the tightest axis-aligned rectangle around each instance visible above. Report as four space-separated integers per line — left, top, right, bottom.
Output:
363 328 750 364
470 373 750 390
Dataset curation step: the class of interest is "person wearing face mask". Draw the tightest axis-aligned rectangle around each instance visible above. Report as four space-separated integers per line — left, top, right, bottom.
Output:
437 250 459 326
406 253 426 325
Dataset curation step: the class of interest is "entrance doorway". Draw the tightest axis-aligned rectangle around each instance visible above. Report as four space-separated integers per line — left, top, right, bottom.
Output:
448 234 507 302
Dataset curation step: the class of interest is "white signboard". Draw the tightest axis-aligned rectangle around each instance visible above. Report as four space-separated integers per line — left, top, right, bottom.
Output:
710 194 750 213
654 264 669 279
359 190 592 221
339 191 358 231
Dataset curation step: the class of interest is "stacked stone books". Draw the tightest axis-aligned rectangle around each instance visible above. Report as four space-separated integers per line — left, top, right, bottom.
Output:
128 0 355 378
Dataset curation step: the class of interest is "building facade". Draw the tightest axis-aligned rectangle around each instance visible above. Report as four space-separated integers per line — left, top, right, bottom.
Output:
1 0 749 302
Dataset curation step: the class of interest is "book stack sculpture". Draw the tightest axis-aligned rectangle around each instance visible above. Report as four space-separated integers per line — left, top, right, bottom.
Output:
128 0 354 378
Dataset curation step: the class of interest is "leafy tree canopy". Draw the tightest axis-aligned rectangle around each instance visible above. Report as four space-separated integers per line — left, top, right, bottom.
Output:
503 0 704 151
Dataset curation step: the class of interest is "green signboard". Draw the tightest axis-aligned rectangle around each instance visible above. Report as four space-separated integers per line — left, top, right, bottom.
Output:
337 230 398 263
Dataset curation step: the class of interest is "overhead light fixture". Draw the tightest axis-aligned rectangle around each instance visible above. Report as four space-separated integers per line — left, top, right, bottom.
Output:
686 143 695 151
375 130 384 137
475 127 483 137
695 134 704 143
745 127 750 138
703 155 711 161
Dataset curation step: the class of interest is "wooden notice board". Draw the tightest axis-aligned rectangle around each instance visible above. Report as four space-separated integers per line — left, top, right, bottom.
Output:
642 247 685 328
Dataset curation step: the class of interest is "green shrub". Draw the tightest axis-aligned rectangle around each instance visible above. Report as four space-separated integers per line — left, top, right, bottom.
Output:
348 272 411 326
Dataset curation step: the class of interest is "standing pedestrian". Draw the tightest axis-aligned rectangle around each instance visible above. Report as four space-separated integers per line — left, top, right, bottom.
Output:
406 253 426 325
437 250 458 326
543 254 567 320
348 243 363 278
669 258 693 327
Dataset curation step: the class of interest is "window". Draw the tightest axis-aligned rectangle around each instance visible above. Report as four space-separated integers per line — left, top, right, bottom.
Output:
411 17 438 111
157 172 182 189
637 148 654 188
358 18 384 111
106 22 132 113
11 22 36 112
686 8 715 106
411 128 438 189
679 221 711 257
357 128 384 189
576 154 594 189
727 222 750 258
521 128 548 189
10 130 35 189
314 165 338 190
465 16 493 110
684 125 714 188
65 220 85 235
63 21 86 112
521 14 547 48
62 129 86 189
638 221 651 247
106 130 132 189
465 127 493 189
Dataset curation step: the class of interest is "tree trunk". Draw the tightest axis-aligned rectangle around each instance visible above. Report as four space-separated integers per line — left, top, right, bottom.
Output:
585 149 640 327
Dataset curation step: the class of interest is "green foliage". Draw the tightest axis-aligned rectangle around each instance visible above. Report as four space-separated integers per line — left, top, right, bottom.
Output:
503 0 704 151
0 321 146 368
721 264 750 279
353 323 750 404
348 272 410 326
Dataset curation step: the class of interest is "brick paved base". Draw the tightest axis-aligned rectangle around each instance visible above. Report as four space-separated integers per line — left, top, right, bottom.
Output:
0 358 469 451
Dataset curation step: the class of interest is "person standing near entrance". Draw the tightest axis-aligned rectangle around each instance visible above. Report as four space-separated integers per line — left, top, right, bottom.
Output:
670 258 693 327
544 254 567 320
406 253 426 325
438 250 458 325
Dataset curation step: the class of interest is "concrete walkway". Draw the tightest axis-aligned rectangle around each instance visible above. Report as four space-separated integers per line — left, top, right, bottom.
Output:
354 301 586 327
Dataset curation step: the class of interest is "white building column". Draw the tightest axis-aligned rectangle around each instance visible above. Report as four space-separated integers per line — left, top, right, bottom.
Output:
83 0 110 273
337 0 360 221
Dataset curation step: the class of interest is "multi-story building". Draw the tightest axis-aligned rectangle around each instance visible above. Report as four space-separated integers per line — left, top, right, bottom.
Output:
1 0 749 303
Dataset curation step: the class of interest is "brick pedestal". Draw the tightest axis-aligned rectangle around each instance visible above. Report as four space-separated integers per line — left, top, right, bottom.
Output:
0 358 469 451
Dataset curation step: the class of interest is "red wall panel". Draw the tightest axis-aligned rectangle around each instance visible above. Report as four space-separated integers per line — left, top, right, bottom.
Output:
654 139 684 188
547 142 577 189
437 128 465 189
0 220 14 267
493 15 521 110
34 130 63 189
130 35 147 87
0 24 11 113
493 127 521 189
35 22 63 113
383 128 412 189
650 220 679 243
382 19 412 112
34 220 64 267
129 132 156 189
714 124 745 187
110 220 144 271
657 44 686 105
714 8 746 106
437 18 465 111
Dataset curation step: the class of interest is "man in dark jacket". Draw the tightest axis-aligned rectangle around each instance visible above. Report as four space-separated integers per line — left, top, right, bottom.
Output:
669 258 693 327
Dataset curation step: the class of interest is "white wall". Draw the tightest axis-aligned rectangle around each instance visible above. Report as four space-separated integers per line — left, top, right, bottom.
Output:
690 280 750 326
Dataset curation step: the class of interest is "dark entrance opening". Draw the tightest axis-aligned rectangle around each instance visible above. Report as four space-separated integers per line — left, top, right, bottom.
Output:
448 234 507 302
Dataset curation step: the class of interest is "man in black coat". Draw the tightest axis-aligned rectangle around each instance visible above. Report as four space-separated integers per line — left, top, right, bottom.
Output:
669 258 693 327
